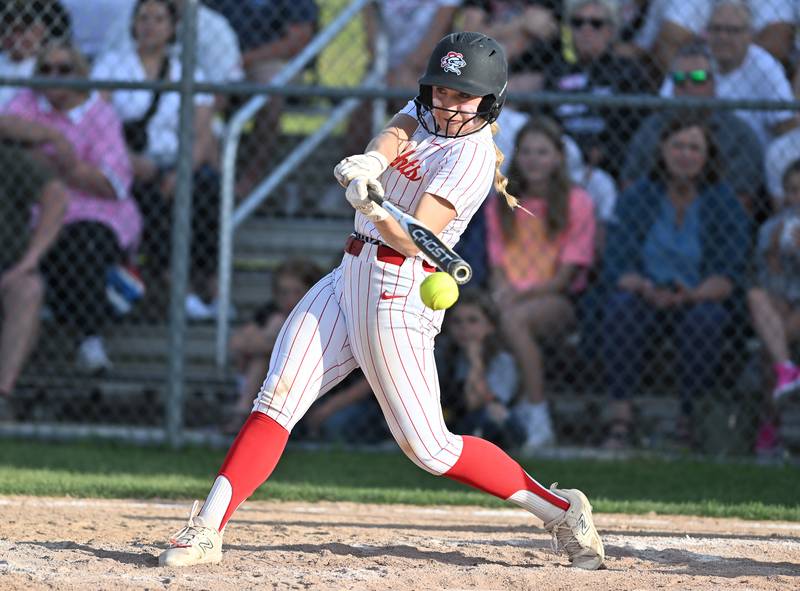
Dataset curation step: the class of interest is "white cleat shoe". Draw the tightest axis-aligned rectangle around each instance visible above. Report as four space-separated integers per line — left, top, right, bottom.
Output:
544 485 605 570
159 501 223 567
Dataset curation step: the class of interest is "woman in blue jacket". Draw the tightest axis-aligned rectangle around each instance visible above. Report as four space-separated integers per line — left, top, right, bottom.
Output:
602 116 750 448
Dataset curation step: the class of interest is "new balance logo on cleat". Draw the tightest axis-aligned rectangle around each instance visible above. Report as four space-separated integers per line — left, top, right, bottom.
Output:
198 539 215 553
544 485 605 570
577 514 590 536
159 501 223 567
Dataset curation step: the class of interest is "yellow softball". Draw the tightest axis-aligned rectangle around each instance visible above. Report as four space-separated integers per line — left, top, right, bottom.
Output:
419 272 459 310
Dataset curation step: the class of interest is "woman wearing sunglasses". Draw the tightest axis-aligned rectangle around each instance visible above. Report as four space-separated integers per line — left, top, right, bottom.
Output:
0 41 141 372
540 0 650 178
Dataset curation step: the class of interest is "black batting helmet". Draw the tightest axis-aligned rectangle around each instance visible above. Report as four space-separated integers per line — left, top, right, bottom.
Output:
415 32 508 137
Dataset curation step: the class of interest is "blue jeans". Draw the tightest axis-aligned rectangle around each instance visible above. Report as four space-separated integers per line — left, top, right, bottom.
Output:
602 290 730 415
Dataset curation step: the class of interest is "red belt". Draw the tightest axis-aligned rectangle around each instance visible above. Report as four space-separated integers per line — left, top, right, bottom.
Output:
344 233 435 272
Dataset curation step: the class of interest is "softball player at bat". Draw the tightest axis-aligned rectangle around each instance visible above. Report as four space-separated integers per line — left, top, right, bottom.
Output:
158 32 604 570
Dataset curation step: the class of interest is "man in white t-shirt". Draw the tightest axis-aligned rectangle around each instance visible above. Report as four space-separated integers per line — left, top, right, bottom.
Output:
100 0 243 84
659 1 796 148
635 0 795 74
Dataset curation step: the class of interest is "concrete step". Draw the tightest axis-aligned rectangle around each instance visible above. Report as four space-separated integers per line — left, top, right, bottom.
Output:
233 216 351 270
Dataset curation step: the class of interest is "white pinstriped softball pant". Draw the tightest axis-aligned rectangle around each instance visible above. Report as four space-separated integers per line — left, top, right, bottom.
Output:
252 242 464 475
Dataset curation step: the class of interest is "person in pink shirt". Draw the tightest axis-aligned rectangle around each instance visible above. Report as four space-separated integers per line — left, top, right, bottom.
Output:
486 117 596 451
1 41 141 371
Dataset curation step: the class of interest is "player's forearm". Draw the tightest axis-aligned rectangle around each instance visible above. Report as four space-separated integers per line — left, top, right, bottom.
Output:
373 216 419 257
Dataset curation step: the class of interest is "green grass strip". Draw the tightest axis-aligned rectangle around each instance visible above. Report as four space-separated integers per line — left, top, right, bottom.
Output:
1 440 797 521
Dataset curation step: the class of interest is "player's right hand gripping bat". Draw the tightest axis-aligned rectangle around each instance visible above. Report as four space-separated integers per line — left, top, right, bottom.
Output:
366 184 473 285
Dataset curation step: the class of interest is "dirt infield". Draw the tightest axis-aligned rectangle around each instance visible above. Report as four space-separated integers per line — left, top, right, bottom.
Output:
0 497 798 590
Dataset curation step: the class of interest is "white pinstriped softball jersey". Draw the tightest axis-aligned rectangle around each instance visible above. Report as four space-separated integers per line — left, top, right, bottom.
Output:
252 104 497 475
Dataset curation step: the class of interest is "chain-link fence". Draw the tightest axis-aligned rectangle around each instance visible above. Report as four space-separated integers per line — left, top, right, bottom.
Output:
0 0 798 458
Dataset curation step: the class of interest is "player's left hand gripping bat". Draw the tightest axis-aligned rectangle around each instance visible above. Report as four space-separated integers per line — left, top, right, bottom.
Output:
366 184 473 285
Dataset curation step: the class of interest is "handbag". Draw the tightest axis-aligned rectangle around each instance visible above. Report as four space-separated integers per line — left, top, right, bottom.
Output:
123 56 170 153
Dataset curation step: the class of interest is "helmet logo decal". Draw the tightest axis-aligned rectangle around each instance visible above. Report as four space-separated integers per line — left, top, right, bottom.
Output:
440 51 466 75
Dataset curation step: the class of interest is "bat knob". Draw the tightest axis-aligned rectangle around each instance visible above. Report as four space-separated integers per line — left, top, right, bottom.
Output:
448 261 472 285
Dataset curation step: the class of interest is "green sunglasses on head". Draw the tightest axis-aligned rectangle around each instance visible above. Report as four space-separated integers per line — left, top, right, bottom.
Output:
671 69 712 85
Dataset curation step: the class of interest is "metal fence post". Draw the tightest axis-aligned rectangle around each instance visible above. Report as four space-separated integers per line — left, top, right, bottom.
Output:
165 0 199 448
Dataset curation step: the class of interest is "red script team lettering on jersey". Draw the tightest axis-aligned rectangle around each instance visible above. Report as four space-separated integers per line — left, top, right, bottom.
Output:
390 148 422 181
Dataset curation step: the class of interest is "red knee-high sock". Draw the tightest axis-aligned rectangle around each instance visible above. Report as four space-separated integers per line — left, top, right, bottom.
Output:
444 436 569 510
217 412 289 529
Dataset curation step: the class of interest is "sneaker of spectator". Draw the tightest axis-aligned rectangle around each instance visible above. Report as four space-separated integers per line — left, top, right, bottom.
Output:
773 361 800 404
77 335 113 373
185 292 215 322
514 400 556 452
754 419 781 456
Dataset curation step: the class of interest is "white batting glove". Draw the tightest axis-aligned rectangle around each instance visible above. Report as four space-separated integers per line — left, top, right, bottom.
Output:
334 150 389 188
345 178 389 223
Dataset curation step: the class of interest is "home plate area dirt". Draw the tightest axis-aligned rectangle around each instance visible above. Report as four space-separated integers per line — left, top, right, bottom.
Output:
0 497 798 590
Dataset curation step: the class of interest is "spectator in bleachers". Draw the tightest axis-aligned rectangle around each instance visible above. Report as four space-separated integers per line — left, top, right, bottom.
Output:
61 0 135 61
635 0 795 78
496 106 616 240
339 0 459 159
226 258 323 432
100 0 243 84
541 0 650 178
486 117 596 450
92 0 221 321
747 159 800 453
765 68 800 209
459 0 560 93
1 41 141 372
0 0 70 107
659 1 796 150
0 144 66 419
436 289 526 452
206 0 318 199
602 116 750 449
367 0 459 93
625 41 763 217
